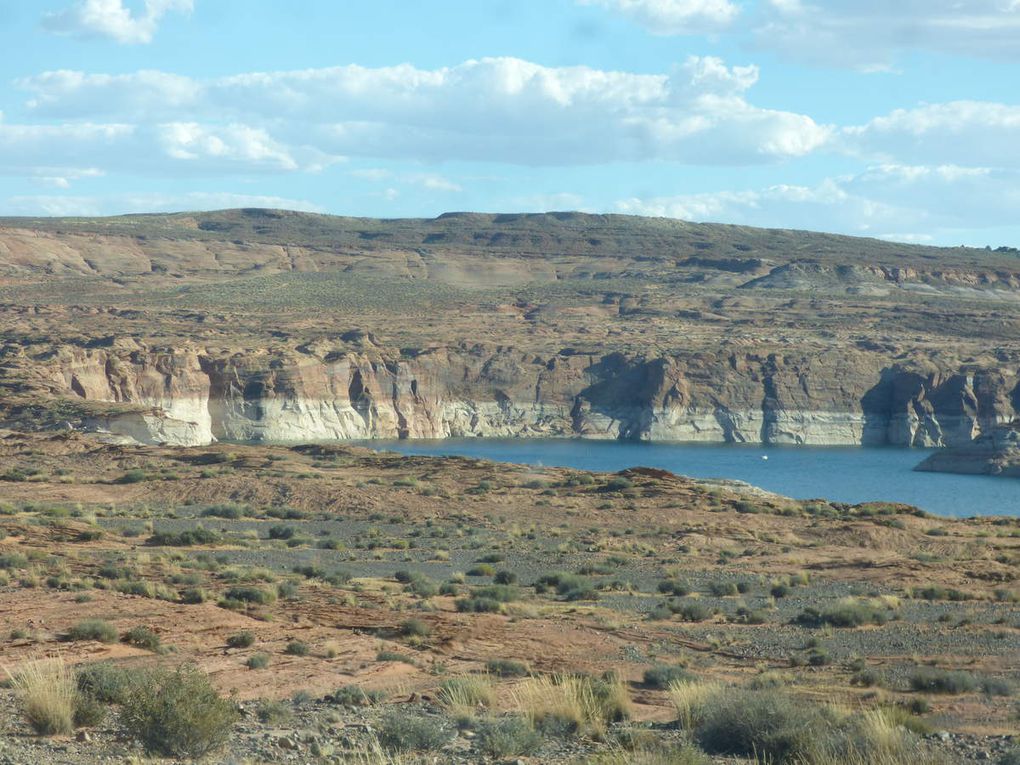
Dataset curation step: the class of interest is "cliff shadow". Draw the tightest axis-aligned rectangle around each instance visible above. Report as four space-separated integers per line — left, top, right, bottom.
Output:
860 368 898 446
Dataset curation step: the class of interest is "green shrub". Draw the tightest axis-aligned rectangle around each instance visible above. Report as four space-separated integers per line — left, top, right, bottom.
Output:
400 619 431 637
200 504 247 519
120 664 238 759
76 662 134 704
277 581 300 600
643 665 691 690
677 602 712 622
476 553 505 564
227 630 256 649
455 596 504 613
122 626 161 652
115 469 149 484
246 653 271 670
180 587 210 604
807 649 831 667
981 677 1014 697
324 569 353 586
255 699 293 725
376 650 414 664
851 669 883 688
329 685 384 707
486 659 529 677
657 579 690 596
473 584 520 603
405 575 439 598
908 668 979 695
535 572 598 601
0 553 29 570
476 716 542 757
771 583 791 598
113 579 176 600
693 689 822 761
284 641 310 657
708 581 739 597
914 586 973 602
378 710 452 752
647 604 672 621
146 527 220 547
224 586 276 605
268 524 296 540
72 692 106 728
795 600 890 628
65 619 118 644
734 607 768 625
467 564 496 577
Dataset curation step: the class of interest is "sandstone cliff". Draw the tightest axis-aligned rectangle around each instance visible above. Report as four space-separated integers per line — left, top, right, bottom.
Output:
915 423 1020 478
1 210 1019 457
18 344 1016 448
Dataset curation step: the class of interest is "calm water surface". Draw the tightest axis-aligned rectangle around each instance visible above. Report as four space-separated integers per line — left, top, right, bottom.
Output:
360 439 1019 518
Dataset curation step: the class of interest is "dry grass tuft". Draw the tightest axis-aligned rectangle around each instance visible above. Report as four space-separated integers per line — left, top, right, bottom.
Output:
510 674 630 739
7 658 78 736
437 674 495 718
666 679 723 730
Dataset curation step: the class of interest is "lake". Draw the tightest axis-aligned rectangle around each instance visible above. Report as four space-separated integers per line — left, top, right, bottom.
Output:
359 439 1019 518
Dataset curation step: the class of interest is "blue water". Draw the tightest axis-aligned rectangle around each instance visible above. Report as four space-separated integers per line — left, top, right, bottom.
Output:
361 439 1019 518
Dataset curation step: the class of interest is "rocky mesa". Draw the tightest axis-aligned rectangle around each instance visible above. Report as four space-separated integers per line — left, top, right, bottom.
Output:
0 209 1017 458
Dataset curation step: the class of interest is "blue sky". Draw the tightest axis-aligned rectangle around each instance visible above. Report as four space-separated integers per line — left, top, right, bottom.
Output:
1 0 1019 246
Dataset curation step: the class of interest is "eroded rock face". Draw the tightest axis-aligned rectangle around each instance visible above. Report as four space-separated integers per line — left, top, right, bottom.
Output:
915 423 1020 478
31 344 1020 448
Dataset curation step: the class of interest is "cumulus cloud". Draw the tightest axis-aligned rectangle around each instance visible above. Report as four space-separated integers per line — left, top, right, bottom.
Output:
16 57 831 166
579 1 1020 67
157 123 300 170
406 173 462 193
615 164 1020 240
42 0 193 44
845 101 1020 168
754 0 1020 68
0 114 335 180
577 0 739 34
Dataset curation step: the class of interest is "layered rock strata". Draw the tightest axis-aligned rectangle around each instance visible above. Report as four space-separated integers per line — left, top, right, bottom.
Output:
30 345 1019 448
915 423 1020 478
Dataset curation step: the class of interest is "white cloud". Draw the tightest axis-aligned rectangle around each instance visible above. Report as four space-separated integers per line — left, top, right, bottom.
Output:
577 0 739 34
42 0 193 44
406 173 462 193
2 191 324 217
615 163 1020 240
0 111 338 178
846 101 1020 168
16 57 831 166
0 118 135 176
754 0 1020 68
157 123 299 170
579 1 1020 66
22 70 200 114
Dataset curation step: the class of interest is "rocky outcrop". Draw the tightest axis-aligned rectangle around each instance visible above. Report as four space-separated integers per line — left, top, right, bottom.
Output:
915 423 1020 478
22 343 1019 448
